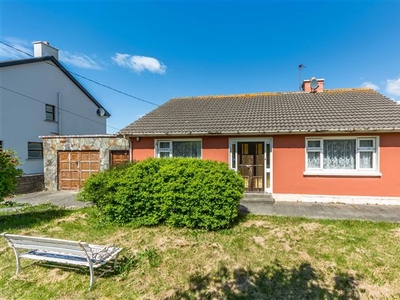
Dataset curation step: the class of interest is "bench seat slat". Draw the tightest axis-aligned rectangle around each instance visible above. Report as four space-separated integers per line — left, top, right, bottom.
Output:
11 243 89 258
21 250 91 267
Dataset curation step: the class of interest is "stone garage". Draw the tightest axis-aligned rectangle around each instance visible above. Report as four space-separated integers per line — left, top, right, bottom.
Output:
42 135 130 191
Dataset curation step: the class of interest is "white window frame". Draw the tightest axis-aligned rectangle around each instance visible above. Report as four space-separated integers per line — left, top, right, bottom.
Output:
155 139 202 158
304 136 381 176
228 137 273 193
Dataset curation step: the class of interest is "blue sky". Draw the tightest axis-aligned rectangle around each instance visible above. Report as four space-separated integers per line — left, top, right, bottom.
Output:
1 0 400 133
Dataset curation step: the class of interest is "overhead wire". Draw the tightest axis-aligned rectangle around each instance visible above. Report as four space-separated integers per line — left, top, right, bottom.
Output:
0 85 122 132
0 40 160 107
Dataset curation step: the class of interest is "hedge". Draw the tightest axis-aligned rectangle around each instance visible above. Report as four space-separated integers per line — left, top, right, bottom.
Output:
79 158 245 230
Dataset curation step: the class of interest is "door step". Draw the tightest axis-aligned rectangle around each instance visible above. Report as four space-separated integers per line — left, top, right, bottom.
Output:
242 193 275 203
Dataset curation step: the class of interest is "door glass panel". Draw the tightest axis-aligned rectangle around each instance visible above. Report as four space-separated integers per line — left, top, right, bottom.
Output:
266 143 271 169
231 143 236 168
238 142 265 192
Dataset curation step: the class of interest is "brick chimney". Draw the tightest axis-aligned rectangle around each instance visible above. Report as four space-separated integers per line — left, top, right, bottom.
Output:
302 77 324 92
33 41 59 60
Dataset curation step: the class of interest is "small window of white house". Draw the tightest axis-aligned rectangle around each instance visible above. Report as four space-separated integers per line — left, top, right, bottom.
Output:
156 140 201 158
306 137 377 173
0 140 3 151
28 142 43 159
45 104 55 121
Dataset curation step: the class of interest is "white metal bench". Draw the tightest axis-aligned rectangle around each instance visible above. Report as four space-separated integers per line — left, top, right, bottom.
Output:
1 233 122 290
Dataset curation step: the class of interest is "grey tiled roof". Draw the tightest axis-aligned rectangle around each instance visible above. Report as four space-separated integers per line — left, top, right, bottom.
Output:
119 89 400 136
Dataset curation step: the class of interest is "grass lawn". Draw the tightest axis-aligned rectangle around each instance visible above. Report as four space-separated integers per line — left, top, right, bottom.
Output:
0 204 399 299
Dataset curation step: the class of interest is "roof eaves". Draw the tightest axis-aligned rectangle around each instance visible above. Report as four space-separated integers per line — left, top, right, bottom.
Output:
121 127 400 137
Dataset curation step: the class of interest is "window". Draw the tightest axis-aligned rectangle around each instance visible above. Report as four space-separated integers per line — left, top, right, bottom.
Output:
0 141 2 152
306 137 378 174
156 140 201 158
28 142 43 159
45 104 55 121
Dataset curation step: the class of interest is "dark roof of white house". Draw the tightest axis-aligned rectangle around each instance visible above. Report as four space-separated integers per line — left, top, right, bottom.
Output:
0 56 110 117
119 88 400 136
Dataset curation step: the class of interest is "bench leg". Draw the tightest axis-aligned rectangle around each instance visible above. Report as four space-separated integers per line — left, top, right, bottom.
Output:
113 252 120 270
88 265 95 291
11 248 21 274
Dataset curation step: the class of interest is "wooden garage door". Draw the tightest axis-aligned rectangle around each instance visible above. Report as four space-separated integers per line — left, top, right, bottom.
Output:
58 151 100 190
110 150 130 167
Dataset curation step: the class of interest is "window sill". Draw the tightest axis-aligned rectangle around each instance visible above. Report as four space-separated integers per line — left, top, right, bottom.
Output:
303 171 382 177
44 119 58 123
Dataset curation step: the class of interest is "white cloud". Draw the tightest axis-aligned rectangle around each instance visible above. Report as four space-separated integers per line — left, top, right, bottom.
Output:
386 75 400 96
361 81 379 90
60 51 104 70
112 53 166 74
0 37 103 70
0 37 32 60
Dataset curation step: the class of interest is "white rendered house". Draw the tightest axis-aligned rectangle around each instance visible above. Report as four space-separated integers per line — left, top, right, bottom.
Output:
0 41 110 175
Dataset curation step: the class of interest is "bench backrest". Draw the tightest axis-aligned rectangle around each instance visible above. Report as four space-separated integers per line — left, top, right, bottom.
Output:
1 233 93 259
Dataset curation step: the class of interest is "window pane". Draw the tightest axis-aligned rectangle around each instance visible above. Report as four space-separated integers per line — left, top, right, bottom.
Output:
359 139 373 148
29 143 42 150
307 140 321 148
323 140 355 169
45 104 55 121
159 152 170 158
46 112 54 120
28 142 43 159
360 152 373 168
28 151 43 158
172 141 201 158
231 143 236 168
307 151 320 168
159 141 170 149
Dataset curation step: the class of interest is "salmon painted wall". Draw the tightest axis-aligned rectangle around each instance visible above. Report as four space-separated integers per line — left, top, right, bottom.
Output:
202 136 229 162
131 133 400 197
273 133 400 197
131 137 154 160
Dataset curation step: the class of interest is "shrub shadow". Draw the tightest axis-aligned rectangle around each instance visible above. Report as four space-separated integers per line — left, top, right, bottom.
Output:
0 207 72 232
170 262 360 299
237 204 250 216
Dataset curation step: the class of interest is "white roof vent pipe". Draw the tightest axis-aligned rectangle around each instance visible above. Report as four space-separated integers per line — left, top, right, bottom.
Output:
33 41 59 60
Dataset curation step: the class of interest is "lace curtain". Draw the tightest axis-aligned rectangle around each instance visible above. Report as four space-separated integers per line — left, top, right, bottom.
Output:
359 152 373 168
307 152 320 168
172 141 201 158
323 140 355 169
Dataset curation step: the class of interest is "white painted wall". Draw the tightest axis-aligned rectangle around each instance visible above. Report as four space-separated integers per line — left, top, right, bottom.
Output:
0 60 107 174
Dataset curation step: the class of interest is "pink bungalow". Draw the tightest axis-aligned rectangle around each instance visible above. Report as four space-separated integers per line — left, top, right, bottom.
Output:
119 79 400 205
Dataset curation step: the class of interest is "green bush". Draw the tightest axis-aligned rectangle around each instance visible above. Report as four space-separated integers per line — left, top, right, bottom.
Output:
0 149 23 201
79 158 245 230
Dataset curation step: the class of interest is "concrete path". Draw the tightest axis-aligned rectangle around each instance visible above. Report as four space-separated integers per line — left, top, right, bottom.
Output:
239 201 400 223
4 191 90 209
3 191 400 223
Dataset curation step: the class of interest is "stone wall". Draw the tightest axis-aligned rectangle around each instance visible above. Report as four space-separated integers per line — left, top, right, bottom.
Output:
16 174 44 194
42 135 130 191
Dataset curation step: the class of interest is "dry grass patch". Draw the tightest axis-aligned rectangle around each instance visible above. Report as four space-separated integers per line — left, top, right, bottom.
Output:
1 207 400 299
